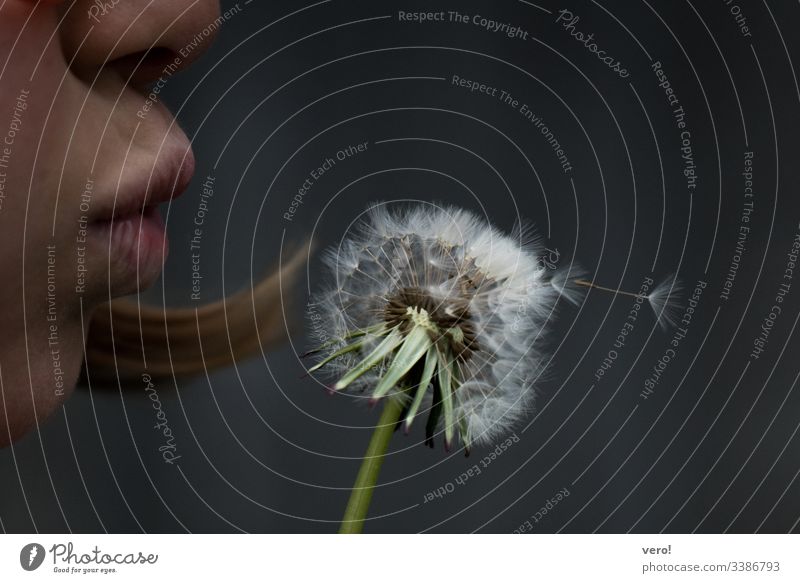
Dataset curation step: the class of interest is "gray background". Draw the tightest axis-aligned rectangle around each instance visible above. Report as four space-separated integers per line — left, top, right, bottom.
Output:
3 0 800 533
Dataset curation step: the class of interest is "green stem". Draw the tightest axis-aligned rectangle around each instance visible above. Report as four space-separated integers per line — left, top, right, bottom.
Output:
339 397 404 534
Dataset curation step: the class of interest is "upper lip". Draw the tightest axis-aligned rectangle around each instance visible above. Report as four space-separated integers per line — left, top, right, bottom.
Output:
91 139 195 223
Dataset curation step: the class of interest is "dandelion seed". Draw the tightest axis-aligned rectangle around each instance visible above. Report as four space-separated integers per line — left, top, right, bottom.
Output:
307 204 576 452
574 275 683 330
549 266 587 307
647 275 683 330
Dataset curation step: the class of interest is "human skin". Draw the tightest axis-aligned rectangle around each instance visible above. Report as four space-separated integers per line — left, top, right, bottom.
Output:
0 0 219 446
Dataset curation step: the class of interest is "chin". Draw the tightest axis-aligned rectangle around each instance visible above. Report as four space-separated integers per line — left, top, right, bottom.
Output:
0 362 77 448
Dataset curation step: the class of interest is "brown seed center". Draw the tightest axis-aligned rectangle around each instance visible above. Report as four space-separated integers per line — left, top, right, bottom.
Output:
383 287 478 360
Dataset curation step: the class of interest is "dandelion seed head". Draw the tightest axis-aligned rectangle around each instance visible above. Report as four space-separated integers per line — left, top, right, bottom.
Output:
310 204 574 449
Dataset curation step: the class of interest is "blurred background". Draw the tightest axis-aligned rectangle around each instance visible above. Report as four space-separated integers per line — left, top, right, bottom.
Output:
2 0 800 533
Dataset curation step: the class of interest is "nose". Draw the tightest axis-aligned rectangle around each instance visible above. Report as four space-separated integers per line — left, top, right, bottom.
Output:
61 0 221 85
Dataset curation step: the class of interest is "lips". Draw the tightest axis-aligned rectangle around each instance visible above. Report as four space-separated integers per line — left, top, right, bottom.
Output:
91 144 194 223
88 140 195 286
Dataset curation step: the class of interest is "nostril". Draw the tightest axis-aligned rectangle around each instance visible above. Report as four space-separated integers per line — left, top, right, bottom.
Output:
107 47 180 88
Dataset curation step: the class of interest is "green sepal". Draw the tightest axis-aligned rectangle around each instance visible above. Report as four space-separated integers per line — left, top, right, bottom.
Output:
334 327 403 390
458 415 471 457
425 380 443 448
305 324 384 357
403 345 438 432
306 340 364 374
437 346 455 451
371 325 432 402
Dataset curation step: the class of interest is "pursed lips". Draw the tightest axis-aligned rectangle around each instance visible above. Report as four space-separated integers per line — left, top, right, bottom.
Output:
90 144 194 225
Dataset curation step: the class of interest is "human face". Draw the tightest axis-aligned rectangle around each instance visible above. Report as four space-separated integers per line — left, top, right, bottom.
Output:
0 0 219 445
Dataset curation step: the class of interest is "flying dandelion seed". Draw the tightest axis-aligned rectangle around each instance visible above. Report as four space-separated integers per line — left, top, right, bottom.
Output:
646 275 683 330
574 275 683 330
306 204 583 454
548 267 588 307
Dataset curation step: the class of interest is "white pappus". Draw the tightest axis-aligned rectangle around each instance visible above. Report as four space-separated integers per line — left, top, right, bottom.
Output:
306 204 584 454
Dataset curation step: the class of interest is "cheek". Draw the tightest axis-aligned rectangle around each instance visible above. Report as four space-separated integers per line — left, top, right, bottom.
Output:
0 23 89 302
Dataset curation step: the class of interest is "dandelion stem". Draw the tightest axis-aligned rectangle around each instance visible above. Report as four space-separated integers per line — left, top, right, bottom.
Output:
339 397 404 534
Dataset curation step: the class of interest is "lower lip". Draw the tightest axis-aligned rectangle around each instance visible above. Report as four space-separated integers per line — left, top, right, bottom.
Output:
90 207 169 277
